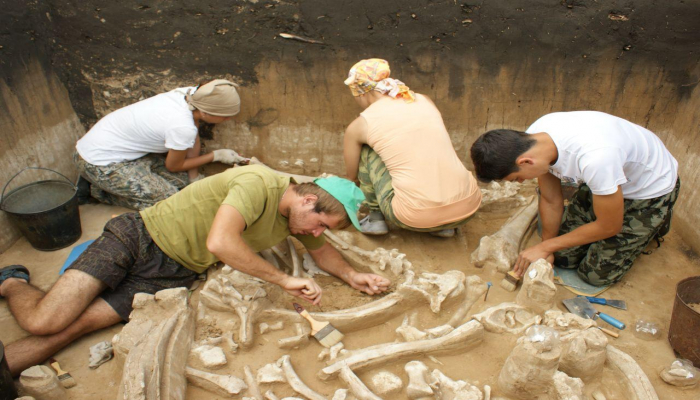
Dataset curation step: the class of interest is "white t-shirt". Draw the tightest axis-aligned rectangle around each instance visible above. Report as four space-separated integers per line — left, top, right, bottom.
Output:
76 87 198 166
526 111 678 200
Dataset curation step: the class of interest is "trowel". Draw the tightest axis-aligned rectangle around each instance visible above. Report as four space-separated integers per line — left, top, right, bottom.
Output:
577 295 627 310
563 297 626 336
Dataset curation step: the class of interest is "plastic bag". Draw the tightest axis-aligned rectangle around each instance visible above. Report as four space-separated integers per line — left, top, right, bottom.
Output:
524 325 560 351
660 359 699 388
633 319 662 341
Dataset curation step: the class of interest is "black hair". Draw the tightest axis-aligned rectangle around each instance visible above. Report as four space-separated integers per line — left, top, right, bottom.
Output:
470 129 536 183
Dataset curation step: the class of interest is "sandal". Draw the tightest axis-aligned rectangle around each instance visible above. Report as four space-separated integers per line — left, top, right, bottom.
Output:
0 265 30 297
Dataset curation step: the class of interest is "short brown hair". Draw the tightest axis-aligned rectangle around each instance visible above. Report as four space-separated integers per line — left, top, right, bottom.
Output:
293 183 351 229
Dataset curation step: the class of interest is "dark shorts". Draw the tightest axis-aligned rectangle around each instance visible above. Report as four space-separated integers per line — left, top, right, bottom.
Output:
67 213 197 320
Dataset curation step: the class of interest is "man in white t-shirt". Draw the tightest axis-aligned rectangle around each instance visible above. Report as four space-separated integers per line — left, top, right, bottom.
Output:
75 79 248 210
470 111 680 286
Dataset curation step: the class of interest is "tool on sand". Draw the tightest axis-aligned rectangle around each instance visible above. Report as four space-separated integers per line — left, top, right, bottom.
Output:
294 303 344 348
49 358 76 388
484 282 492 301
562 297 626 336
500 270 520 292
577 295 627 310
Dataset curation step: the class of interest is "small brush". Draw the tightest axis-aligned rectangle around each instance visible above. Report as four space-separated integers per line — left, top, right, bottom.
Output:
293 303 344 348
499 271 521 292
49 357 77 388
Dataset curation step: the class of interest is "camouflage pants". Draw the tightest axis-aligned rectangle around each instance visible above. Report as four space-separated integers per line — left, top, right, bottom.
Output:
358 145 470 232
74 151 189 210
554 179 681 286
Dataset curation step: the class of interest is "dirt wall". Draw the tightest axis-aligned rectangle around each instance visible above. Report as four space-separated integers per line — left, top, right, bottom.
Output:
1 0 699 251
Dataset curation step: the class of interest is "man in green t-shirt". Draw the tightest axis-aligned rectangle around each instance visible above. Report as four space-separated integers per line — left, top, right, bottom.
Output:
0 165 390 376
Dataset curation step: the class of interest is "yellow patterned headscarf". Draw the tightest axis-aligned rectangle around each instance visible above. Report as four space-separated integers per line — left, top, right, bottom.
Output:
344 58 415 103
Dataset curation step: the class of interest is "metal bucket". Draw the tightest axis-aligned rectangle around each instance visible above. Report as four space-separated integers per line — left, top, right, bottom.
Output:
0 341 18 400
1 167 82 251
668 275 700 367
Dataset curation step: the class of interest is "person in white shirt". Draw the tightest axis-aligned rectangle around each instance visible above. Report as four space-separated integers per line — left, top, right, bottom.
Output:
470 111 680 286
75 79 247 210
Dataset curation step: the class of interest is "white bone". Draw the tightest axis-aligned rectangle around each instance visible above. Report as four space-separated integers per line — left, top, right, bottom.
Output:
287 237 303 278
324 230 410 279
330 342 345 359
542 310 597 333
473 303 541 334
606 345 659 400
320 320 484 380
257 362 286 384
448 276 488 327
404 270 465 313
264 390 280 400
191 345 227 369
480 181 529 213
471 196 538 272
303 252 330 277
332 389 350 400
186 367 247 396
396 316 427 342
552 371 584 400
339 365 383 400
370 371 403 395
405 361 434 399
430 369 483 400
559 328 607 380
280 355 326 400
515 259 557 315
226 332 239 354
591 390 607 400
278 323 309 349
483 385 491 400
244 365 263 400
260 321 285 334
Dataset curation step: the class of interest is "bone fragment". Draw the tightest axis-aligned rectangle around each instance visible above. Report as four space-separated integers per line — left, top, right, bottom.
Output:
396 316 428 342
559 328 607 380
405 361 434 399
19 365 68 400
332 389 350 399
591 390 607 400
430 369 483 399
659 359 699 387
370 371 403 395
199 336 224 346
320 320 483 380
257 361 286 384
287 237 303 277
280 355 326 400
483 385 491 400
191 345 227 369
480 181 530 213
260 321 285 334
185 367 248 397
331 342 345 359
324 230 410 278
265 390 280 400
542 310 597 332
340 365 383 400
226 332 239 353
515 259 557 315
88 340 113 369
606 345 659 400
448 275 488 327
303 252 330 277
471 196 538 272
552 371 584 399
278 323 310 349
244 365 264 400
473 303 542 334
405 270 466 313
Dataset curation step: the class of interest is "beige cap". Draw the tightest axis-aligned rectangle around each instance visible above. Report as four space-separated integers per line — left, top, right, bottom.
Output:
186 79 241 116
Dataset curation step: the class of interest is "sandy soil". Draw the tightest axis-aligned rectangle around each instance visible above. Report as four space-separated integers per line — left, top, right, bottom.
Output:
1 198 700 399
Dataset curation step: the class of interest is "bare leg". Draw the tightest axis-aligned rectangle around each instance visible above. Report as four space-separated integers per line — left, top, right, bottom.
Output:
5 297 122 377
187 135 202 181
0 270 106 335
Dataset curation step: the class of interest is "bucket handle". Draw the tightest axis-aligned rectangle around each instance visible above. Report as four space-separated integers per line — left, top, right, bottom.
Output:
1 167 77 207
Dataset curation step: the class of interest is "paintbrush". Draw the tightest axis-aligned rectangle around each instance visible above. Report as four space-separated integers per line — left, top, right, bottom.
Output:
500 270 520 292
293 303 344 348
49 357 77 388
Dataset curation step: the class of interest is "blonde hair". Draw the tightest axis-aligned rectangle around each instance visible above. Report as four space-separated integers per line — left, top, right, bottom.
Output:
293 183 351 229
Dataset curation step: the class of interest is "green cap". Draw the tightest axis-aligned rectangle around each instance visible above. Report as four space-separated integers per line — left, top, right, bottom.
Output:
313 176 366 230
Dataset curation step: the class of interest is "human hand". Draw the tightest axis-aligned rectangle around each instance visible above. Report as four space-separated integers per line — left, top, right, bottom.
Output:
513 244 552 277
281 276 322 305
348 273 391 295
212 149 248 165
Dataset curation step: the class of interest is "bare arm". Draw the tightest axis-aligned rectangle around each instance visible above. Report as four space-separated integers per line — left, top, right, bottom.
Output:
307 242 390 295
514 187 625 275
538 172 565 241
207 204 323 304
165 146 215 172
343 116 369 183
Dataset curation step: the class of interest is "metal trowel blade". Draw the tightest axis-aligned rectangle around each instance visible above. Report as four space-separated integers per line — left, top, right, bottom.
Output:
562 297 597 320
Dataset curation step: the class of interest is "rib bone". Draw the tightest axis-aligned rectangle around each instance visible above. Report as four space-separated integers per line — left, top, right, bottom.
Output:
185 367 247 397
280 355 327 400
448 276 488 327
339 366 383 400
606 345 659 400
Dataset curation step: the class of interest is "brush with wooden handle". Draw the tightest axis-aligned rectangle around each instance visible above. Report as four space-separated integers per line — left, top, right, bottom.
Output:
49 357 76 388
293 303 344 348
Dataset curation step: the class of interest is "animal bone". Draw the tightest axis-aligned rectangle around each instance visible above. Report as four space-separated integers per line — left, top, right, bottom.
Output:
287 237 303 277
405 361 434 399
278 323 310 349
542 310 597 333
185 367 248 397
260 321 285 334
320 320 484 380
324 230 411 279
402 270 466 313
515 259 557 315
396 316 428 342
88 340 113 369
430 369 483 400
226 332 239 354
280 355 326 400
559 328 608 380
332 389 350 400
473 303 542 334
191 345 227 369
552 371 584 399
606 345 659 400
257 361 286 384
370 371 403 395
265 390 280 400
19 365 68 400
659 359 699 387
302 252 330 277
471 196 538 272
339 366 383 400
483 385 491 400
479 181 530 213
244 365 264 400
448 276 488 327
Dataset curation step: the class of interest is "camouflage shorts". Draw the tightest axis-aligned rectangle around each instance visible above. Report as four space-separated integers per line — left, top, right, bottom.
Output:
357 145 470 232
74 151 189 210
554 179 681 286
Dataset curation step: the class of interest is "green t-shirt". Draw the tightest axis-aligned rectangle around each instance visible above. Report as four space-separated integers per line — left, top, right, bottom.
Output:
140 165 325 274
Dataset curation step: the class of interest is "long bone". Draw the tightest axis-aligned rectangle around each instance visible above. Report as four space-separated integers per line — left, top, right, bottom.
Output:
280 355 327 400
319 320 484 380
471 196 538 272
606 346 659 400
448 276 488 327
339 366 383 400
287 237 303 277
244 365 264 400
430 369 483 400
324 230 410 279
